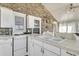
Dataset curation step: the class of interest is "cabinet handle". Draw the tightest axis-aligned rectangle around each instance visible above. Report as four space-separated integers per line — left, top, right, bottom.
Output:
41 48 44 54
66 52 72 55
66 52 76 56
41 48 42 53
42 49 44 54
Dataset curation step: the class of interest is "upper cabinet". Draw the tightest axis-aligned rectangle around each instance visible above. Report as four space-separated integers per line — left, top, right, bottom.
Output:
13 12 26 34
27 15 34 28
34 16 41 28
0 7 14 27
27 15 41 34
27 15 41 28
0 7 27 34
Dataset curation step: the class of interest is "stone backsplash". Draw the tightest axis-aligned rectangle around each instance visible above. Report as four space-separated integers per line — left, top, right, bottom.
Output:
0 3 56 33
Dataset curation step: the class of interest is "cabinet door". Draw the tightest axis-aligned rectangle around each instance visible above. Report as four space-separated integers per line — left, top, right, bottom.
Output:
1 7 14 27
14 36 26 56
28 36 34 56
33 16 41 28
13 12 26 34
61 49 78 56
14 36 26 50
43 49 58 56
27 15 34 28
34 44 42 56
0 43 12 56
14 49 26 56
44 42 60 55
61 49 71 56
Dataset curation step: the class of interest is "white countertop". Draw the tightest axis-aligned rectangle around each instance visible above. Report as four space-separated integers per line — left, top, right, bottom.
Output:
60 39 79 54
0 34 40 37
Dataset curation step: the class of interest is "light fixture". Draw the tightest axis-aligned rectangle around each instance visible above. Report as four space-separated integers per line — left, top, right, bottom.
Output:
61 3 79 22
53 21 57 24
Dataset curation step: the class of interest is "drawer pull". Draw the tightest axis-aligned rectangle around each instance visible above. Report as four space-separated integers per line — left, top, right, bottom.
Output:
41 48 44 54
42 49 44 54
66 52 76 56
41 48 42 53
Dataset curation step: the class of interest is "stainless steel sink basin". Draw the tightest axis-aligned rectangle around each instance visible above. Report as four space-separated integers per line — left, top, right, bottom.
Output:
48 37 66 43
37 35 66 43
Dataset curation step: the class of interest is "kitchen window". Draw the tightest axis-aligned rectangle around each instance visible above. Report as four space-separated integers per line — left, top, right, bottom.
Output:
67 23 76 33
67 25 72 33
59 24 67 32
59 22 76 33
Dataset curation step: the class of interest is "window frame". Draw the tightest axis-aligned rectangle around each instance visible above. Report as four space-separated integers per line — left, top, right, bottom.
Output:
59 22 76 33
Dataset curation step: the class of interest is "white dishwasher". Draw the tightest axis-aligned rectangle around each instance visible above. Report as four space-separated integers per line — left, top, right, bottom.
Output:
13 35 27 56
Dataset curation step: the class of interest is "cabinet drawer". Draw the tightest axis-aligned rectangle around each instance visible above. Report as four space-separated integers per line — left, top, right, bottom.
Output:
44 43 60 55
0 38 12 44
61 49 79 56
14 49 26 56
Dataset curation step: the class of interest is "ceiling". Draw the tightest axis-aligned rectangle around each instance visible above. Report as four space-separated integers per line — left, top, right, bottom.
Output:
42 3 79 22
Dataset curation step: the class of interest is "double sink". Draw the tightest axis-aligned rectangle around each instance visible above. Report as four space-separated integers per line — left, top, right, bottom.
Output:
37 35 67 43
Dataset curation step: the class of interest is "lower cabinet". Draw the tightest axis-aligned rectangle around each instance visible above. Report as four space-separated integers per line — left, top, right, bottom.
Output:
28 36 34 56
33 44 42 56
0 43 12 56
14 35 27 56
61 49 79 56
28 36 43 56
33 43 58 56
43 49 58 56
28 36 79 56
44 42 60 56
14 49 26 56
28 37 59 56
0 38 12 56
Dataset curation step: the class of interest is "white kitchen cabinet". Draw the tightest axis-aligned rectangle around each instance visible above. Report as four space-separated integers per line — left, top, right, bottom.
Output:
28 36 79 56
0 44 12 56
28 36 34 56
28 36 43 56
33 16 41 29
27 15 41 34
27 15 34 28
14 49 26 56
43 49 57 56
33 41 58 56
0 7 26 34
28 36 60 56
33 44 43 56
0 7 14 27
27 15 41 28
61 49 79 56
13 12 26 34
44 42 60 55
14 35 27 56
14 35 26 50
0 37 12 56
